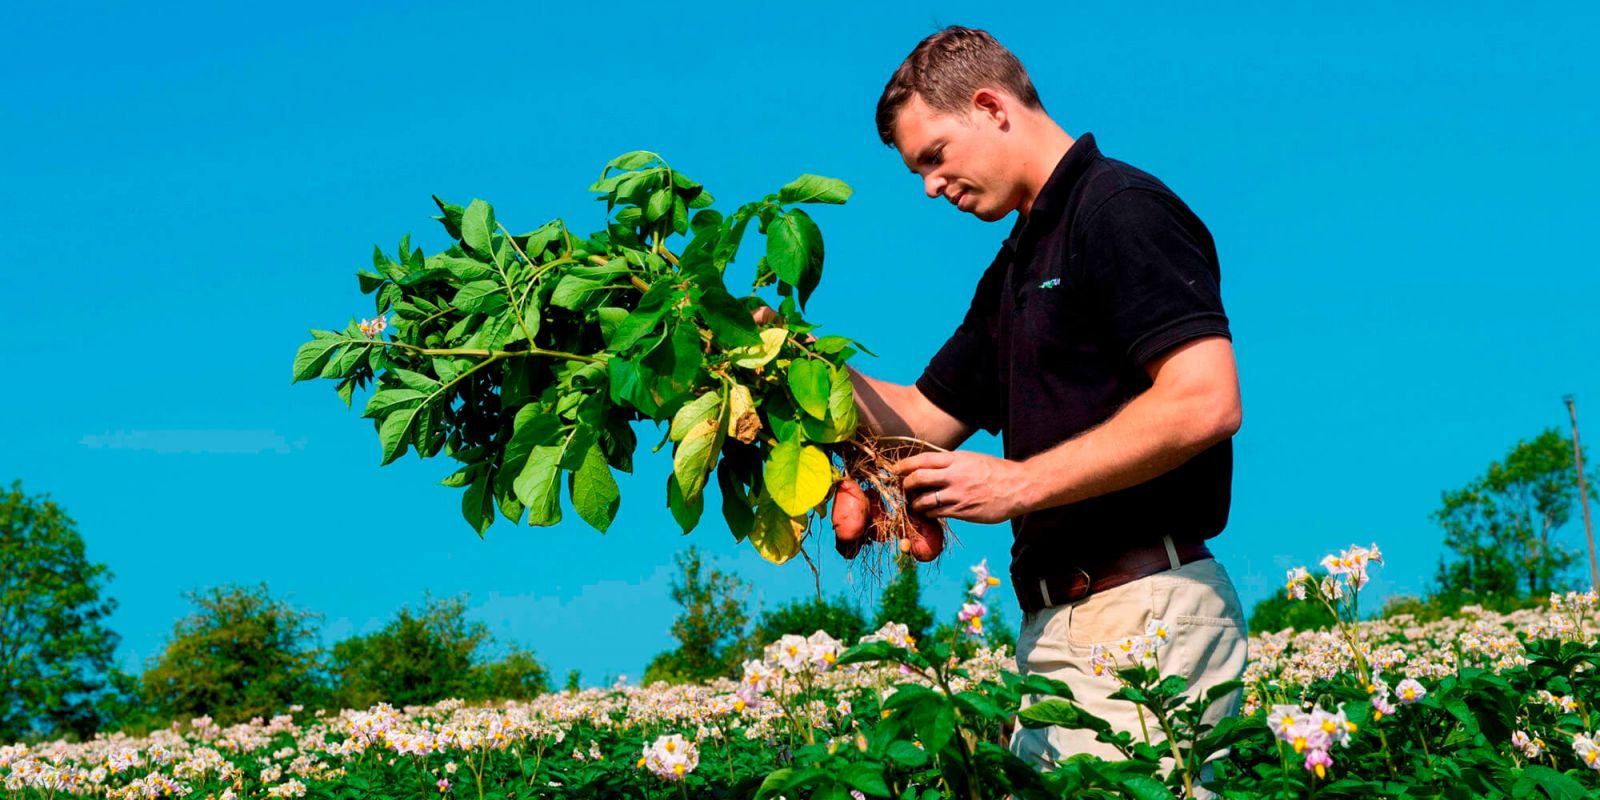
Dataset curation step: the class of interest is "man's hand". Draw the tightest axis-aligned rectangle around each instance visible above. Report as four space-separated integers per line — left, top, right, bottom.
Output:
894 450 1029 525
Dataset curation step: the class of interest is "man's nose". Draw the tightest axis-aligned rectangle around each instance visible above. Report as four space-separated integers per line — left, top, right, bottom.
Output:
924 174 946 199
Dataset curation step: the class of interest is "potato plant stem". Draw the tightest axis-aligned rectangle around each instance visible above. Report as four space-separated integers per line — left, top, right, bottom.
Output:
928 658 983 800
363 338 603 365
492 223 538 346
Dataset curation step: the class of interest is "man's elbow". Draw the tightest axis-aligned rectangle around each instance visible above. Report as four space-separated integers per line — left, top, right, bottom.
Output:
1202 391 1242 446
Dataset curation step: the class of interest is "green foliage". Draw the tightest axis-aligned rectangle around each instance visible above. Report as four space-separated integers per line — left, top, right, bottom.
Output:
743 594 869 663
643 547 751 684
140 584 321 726
1247 569 1339 632
468 645 552 702
564 669 581 694
1434 428 1592 601
328 594 495 708
294 154 869 566
874 558 935 645
0 481 121 741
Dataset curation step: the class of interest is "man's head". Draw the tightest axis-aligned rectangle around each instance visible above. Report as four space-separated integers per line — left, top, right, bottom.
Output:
877 27 1054 221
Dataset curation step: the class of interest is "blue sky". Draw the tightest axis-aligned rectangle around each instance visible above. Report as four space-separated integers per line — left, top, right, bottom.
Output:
4 1 1597 688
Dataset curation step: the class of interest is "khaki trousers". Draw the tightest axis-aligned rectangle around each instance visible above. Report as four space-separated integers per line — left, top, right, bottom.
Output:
1008 558 1248 795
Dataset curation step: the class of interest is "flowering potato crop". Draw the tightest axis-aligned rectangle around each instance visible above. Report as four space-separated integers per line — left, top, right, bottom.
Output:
14 548 1600 798
292 153 868 563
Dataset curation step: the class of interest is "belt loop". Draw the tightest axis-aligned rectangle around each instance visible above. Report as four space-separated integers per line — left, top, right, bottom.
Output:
1163 534 1180 570
1038 577 1053 608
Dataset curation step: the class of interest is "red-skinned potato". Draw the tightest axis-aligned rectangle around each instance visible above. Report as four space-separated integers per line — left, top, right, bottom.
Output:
906 513 944 562
832 480 868 559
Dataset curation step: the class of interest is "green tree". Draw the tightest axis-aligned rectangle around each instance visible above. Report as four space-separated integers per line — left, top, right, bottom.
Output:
1247 571 1338 633
328 594 489 708
469 645 551 702
643 546 750 684
141 584 321 725
1433 429 1593 601
0 481 121 741
743 594 868 659
874 558 934 646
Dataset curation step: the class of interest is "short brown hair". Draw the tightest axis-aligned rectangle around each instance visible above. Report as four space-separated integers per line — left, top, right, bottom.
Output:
875 26 1044 146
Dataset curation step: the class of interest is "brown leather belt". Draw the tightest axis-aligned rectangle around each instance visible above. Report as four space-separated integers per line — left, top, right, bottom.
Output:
1013 537 1213 614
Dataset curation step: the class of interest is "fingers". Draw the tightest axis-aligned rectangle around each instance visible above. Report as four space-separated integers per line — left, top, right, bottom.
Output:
909 489 951 517
892 452 954 476
751 306 779 325
898 467 949 494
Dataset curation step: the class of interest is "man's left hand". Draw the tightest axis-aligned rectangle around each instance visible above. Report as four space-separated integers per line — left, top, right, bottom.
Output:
894 450 1028 524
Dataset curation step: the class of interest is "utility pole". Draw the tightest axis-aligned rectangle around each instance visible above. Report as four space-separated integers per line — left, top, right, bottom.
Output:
1566 395 1598 590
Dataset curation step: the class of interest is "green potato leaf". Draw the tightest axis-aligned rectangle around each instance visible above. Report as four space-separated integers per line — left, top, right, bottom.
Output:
765 209 822 293
461 470 493 536
452 280 507 315
777 174 853 205
608 281 677 353
291 334 342 382
786 358 831 420
570 441 620 533
513 445 564 526
461 199 495 255
666 473 704 533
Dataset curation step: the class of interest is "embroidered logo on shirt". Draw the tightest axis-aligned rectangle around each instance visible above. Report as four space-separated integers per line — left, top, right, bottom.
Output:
1038 278 1062 290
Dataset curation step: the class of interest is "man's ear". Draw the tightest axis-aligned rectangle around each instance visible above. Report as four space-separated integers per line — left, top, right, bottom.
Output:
971 88 1008 127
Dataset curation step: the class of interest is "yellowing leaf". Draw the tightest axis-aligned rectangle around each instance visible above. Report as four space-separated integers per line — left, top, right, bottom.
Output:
749 498 805 564
764 434 831 516
670 391 722 442
732 328 787 369
725 382 761 444
673 418 721 503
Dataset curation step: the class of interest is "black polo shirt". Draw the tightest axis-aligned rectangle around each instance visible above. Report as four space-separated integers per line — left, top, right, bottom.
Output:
915 133 1232 581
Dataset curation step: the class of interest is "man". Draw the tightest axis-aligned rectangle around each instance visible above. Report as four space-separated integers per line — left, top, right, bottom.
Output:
844 26 1249 780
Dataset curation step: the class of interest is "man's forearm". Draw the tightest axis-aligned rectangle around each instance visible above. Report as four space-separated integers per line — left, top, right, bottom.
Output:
847 367 919 439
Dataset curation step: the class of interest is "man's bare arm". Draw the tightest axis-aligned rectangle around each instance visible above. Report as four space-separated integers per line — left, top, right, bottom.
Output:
895 336 1240 523
848 367 975 452
1010 336 1240 513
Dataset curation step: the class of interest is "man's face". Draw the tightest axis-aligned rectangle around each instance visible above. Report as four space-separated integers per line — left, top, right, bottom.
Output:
893 92 1020 222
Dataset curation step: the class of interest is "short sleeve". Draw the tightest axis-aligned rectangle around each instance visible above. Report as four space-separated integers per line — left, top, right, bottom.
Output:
915 255 1006 434
1076 189 1230 366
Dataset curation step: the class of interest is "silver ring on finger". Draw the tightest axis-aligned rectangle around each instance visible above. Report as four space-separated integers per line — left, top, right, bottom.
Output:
933 490 942 508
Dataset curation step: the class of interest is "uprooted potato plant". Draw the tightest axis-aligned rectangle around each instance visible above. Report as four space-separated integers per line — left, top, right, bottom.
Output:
292 152 944 566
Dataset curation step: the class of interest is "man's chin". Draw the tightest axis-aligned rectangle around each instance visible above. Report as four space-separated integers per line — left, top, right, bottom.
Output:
972 204 1010 223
